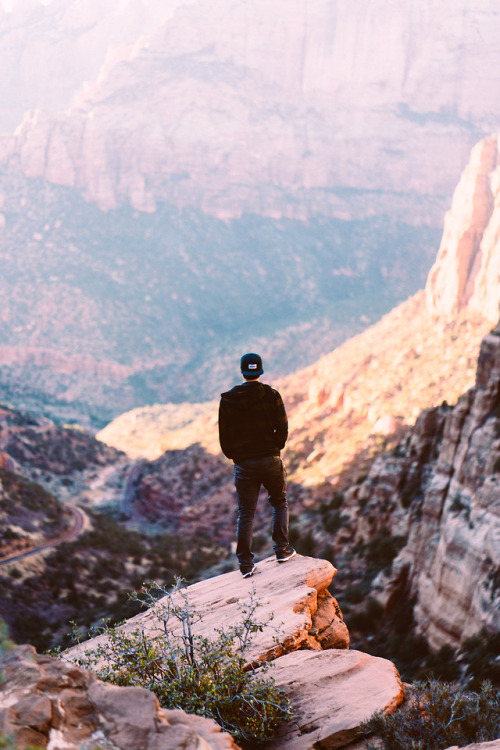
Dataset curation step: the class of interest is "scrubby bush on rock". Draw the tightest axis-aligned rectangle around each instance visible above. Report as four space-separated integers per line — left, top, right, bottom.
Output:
68 579 292 744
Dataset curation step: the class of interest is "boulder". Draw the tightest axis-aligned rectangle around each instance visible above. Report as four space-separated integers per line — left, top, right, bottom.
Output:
0 644 241 750
266 649 403 750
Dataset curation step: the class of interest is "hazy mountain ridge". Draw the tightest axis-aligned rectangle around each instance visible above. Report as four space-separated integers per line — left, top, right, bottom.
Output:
4 0 500 223
0 0 169 131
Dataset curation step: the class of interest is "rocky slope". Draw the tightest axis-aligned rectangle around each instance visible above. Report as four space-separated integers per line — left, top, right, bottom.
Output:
0 464 72 559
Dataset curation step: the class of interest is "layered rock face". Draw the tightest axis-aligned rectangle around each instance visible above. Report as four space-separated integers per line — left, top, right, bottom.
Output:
346 322 500 650
3 0 500 222
408 323 500 648
0 0 170 131
426 135 500 323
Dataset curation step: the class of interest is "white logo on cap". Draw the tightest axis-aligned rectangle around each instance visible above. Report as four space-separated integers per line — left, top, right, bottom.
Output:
249 363 257 369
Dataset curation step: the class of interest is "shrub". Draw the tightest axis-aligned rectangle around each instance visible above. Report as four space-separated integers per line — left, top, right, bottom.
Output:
68 579 292 744
362 679 500 749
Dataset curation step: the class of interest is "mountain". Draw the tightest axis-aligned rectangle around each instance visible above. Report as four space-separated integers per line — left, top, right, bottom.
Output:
1 1 500 422
0 462 72 559
3 0 500 224
0 0 169 131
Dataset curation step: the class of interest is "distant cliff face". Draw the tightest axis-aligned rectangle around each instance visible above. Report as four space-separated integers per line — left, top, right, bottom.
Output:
426 135 500 323
2 0 500 223
0 0 169 131
2 0 500 422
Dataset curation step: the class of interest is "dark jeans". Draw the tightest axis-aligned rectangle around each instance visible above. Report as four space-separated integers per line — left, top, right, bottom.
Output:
233 455 289 569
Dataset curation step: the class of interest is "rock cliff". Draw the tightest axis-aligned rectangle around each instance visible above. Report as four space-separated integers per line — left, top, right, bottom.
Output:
426 135 500 323
0 0 169 131
3 0 500 223
346 321 500 650
66 555 404 749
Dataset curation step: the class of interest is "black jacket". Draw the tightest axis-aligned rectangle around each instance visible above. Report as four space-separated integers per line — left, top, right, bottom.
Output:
218 381 288 462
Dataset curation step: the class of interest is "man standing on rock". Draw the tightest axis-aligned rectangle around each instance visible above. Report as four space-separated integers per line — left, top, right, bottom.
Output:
218 352 296 578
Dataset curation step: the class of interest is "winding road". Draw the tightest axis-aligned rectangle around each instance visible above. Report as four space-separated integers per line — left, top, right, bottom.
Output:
0 505 87 566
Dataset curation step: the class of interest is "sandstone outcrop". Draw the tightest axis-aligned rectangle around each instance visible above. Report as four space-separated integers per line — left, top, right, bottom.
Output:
426 134 500 323
0 644 241 750
268 649 403 749
69 555 349 664
65 555 405 749
407 322 500 648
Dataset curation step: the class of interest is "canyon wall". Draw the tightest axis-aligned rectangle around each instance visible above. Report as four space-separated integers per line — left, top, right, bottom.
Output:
407 323 500 648
0 0 169 131
426 135 500 323
2 0 500 222
347 322 500 650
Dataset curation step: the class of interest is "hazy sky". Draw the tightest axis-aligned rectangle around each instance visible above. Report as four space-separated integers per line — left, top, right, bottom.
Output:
0 0 52 9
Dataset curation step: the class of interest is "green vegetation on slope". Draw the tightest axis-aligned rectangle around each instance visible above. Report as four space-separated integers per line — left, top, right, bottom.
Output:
0 466 72 556
0 510 225 652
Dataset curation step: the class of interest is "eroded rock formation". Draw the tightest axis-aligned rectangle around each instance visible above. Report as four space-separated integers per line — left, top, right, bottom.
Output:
426 135 500 323
0 644 241 750
65 555 405 749
3 1 500 223
347 322 500 650
407 323 500 648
